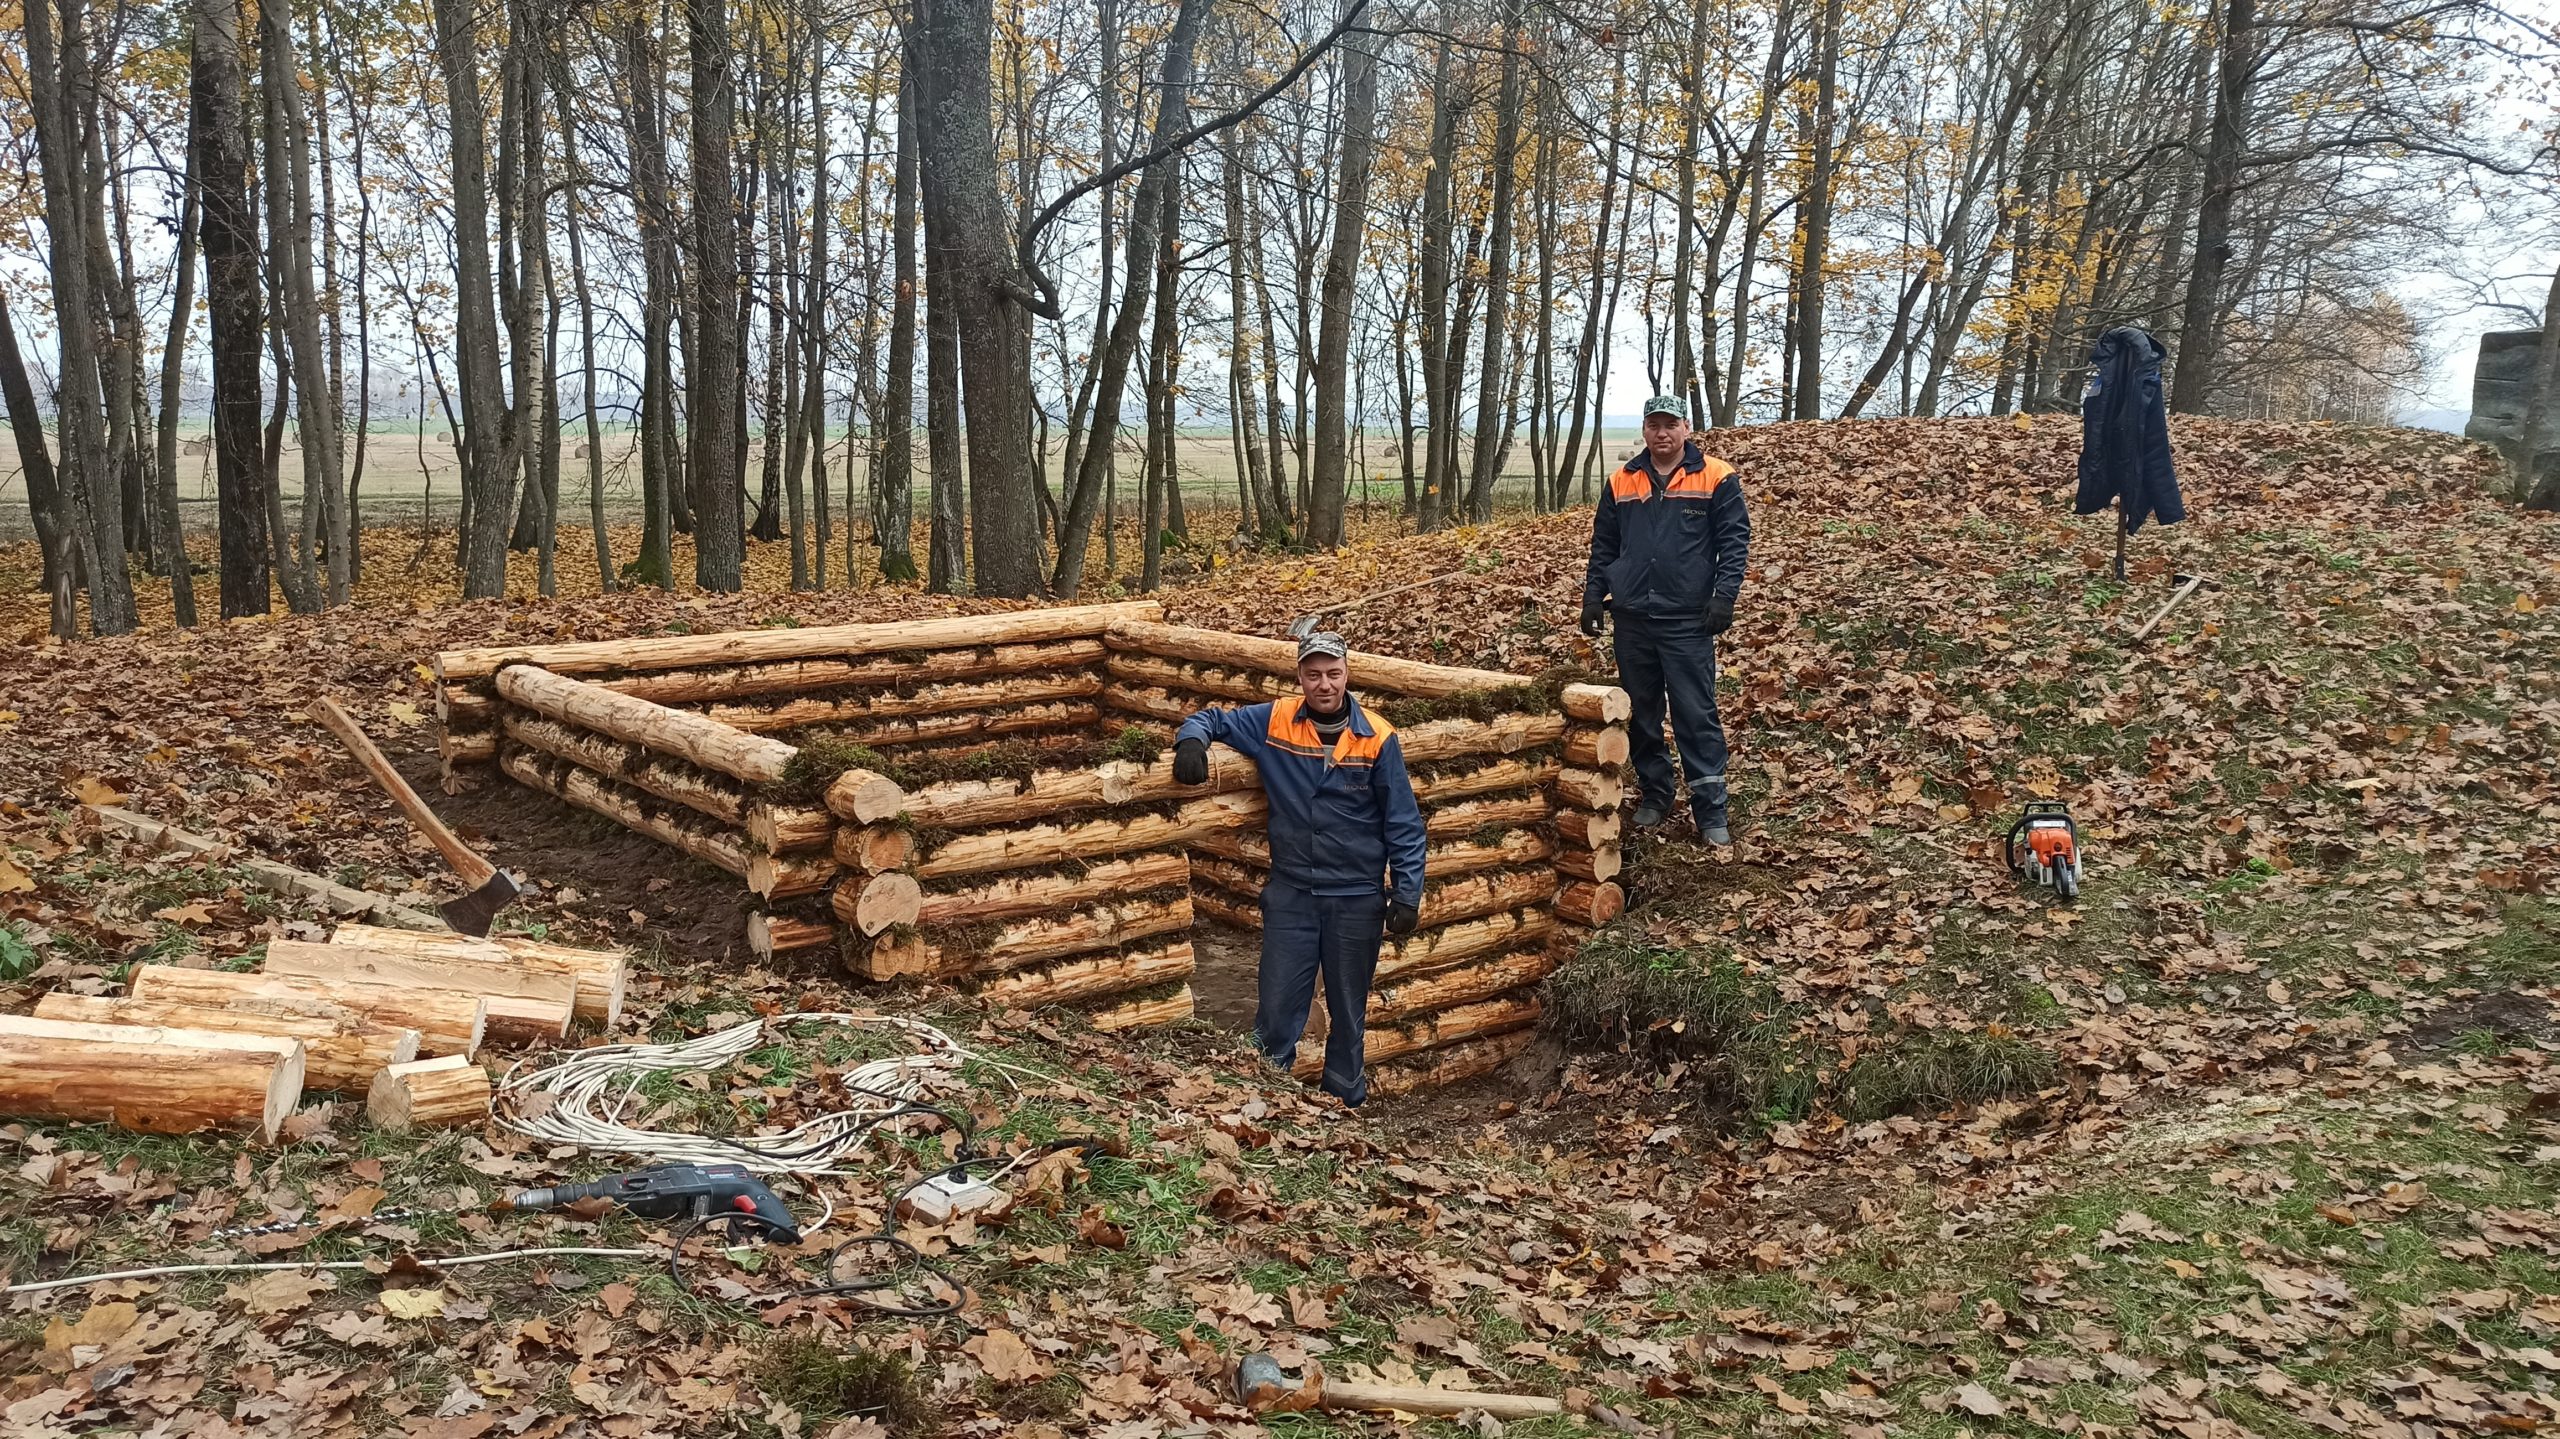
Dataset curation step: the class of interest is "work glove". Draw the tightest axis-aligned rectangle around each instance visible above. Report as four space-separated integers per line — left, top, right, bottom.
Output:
1386 900 1420 937
1702 594 1736 637
1578 599 1605 638
1172 737 1209 786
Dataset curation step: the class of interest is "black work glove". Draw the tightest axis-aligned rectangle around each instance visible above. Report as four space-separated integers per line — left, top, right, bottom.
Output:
1386 900 1420 936
1578 599 1605 638
1702 594 1736 637
1172 737 1209 785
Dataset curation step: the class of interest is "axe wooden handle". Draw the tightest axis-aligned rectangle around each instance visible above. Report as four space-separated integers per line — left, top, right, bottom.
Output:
316 698 497 887
1320 1381 1563 1420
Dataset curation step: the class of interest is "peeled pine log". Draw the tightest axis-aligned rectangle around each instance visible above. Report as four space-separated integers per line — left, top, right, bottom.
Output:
833 824 918 874
1368 948 1562 1024
1563 726 1631 768
1291 995 1542 1079
748 911 838 961
501 713 748 826
1188 886 1261 929
440 685 496 728
496 664 797 785
1421 869 1560 929
823 768 909 824
1555 842 1623 883
1378 909 1557 985
33 993 418 1092
1411 756 1562 806
1560 683 1633 723
0 1014 306 1141
329 922 629 1033
438 600 1162 681
504 746 758 879
916 852 1192 926
745 801 839 853
597 638 1108 705
831 871 925 935
1553 767 1625 811
1189 854 1265 898
1102 682 1203 724
1424 793 1552 840
1555 880 1626 927
366 1054 491 1132
1091 986 1195 1032
896 749 1261 830
442 728 498 766
856 894 1194 981
1397 713 1569 763
971 940 1195 1008
1106 621 1523 696
262 940 575 1044
801 700 1100 750
1103 652 1296 704
912 792 1263 882
128 966 487 1058
746 850 843 900
706 672 1104 734
1553 808 1622 849
1368 1028 1536 1098
1192 826 1550 883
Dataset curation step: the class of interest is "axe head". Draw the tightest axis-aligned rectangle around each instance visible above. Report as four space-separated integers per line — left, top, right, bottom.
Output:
438 870 522 937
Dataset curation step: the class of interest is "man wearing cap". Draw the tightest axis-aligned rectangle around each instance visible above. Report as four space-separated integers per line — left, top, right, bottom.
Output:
1171 632 1426 1107
1580 396 1752 844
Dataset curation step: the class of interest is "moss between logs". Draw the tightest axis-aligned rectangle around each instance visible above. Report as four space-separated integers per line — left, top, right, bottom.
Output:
1370 680 1562 727
775 738 894 801
918 882 1192 958
1405 742 1561 783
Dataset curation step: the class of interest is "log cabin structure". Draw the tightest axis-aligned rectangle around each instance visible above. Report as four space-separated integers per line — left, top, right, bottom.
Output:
433 601 1629 1094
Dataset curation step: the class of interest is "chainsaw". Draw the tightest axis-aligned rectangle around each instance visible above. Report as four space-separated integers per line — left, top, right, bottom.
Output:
2004 801 2083 900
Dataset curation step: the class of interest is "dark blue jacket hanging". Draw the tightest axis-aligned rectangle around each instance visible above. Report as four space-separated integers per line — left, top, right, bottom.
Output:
2075 327 2185 531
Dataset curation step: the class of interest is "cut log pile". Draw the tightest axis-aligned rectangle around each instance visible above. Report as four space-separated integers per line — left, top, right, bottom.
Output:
0 925 623 1139
434 601 1632 1090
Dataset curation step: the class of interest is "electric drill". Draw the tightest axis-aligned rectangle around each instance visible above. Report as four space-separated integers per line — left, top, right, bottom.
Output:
502 1163 803 1243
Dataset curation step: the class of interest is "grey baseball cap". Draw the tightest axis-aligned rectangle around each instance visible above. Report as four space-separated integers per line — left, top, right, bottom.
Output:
1642 395 1688 421
1296 630 1349 663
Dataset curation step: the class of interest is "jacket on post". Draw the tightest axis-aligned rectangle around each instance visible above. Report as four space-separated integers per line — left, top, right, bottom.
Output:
1582 441 1752 620
2075 326 2185 531
1176 695 1427 907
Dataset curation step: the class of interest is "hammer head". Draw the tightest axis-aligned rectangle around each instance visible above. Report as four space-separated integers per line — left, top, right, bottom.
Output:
437 870 521 937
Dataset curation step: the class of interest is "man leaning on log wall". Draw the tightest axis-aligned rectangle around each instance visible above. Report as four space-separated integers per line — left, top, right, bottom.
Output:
1172 632 1427 1107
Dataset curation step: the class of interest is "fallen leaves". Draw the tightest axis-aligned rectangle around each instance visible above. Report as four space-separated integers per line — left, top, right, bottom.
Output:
227 1269 335 1316
964 1327 1054 1383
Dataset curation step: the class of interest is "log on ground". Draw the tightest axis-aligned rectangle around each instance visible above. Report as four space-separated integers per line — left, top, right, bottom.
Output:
261 940 575 1044
1291 995 1541 1079
0 1013 306 1141
830 871 925 936
1367 1028 1537 1097
747 911 839 961
970 940 1196 1007
914 851 1192 925
500 713 750 826
1368 948 1561 1024
325 921 628 1031
707 671 1104 734
596 638 1108 705
495 664 798 785
127 965 488 1057
437 600 1163 681
32 992 418 1093
856 894 1194 981
1090 985 1197 1032
367 1054 493 1132
1554 880 1626 927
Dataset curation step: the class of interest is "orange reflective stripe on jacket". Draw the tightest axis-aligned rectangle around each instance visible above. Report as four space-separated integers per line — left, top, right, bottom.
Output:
1264 695 1395 767
1607 453 1734 503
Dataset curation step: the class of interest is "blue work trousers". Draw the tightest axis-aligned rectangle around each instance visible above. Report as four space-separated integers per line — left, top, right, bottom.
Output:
1613 610 1729 822
1257 878 1387 1107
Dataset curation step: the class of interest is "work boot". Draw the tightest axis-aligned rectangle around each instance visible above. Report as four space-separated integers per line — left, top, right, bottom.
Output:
1694 782 1730 847
1701 818 1732 847
1631 795 1672 830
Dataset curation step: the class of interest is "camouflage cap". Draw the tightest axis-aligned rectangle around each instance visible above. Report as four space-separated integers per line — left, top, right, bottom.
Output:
1296 630 1349 663
1642 395 1689 421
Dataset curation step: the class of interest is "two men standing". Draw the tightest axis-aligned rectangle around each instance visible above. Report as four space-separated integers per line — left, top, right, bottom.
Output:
1581 397 1751 844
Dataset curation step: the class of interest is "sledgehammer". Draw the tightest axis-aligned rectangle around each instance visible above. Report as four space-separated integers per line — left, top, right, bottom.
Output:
1234 1353 1651 1432
315 698 521 936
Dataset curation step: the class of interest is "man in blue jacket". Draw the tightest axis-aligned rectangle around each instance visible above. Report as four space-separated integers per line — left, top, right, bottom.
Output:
1580 397 1752 845
1172 632 1427 1107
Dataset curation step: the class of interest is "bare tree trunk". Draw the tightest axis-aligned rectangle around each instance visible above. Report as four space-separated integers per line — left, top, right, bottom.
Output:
1557 46 1625 489
795 0 831 589
1415 38 1459 532
2171 0 2251 414
1140 185 1179 592
878 68 922 583
560 88 614 591
1307 9 1378 548
1462 12 1524 525
0 296 79 636
434 0 514 597
1222 125 1274 542
155 114 203 625
262 0 350 606
689 0 745 589
620 20 677 586
1792 0 1844 419
192 0 269 618
919 48 969 595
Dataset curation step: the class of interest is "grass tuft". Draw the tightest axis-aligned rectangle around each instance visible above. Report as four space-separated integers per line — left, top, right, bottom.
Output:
1835 1032 2058 1121
759 1339 937 1433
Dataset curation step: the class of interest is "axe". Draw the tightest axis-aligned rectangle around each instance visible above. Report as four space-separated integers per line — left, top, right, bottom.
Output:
314 698 521 936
